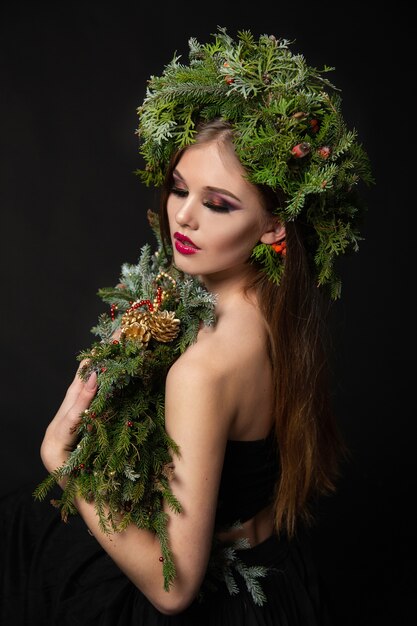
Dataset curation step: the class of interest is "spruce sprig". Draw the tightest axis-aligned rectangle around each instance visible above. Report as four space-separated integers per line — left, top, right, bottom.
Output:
33 212 217 592
198 527 269 606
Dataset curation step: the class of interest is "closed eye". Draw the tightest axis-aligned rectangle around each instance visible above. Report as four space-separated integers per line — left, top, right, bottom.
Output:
170 186 233 213
170 187 188 198
203 201 232 213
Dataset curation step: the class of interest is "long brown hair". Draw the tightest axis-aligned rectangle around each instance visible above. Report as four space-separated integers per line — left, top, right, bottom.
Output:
159 119 345 536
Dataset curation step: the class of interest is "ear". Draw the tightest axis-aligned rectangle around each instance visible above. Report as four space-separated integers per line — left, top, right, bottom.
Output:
259 218 286 245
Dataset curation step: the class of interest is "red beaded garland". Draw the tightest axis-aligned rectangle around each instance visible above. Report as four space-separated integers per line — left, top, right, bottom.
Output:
127 299 154 314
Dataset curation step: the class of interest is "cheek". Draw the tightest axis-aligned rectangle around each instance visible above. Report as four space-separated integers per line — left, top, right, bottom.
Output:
166 200 177 232
213 219 262 256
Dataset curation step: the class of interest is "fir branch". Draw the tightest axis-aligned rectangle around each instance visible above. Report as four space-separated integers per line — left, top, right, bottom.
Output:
33 213 217 592
198 527 269 606
251 243 285 284
234 560 268 606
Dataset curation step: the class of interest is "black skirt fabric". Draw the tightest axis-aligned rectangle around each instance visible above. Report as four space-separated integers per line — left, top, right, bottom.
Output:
0 485 331 626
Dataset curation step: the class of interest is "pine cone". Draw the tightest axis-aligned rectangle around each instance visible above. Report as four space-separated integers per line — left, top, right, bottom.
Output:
148 310 180 342
120 310 151 346
121 310 150 327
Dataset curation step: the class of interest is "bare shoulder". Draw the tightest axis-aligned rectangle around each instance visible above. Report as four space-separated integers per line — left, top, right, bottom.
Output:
165 334 233 437
166 313 257 401
166 297 271 437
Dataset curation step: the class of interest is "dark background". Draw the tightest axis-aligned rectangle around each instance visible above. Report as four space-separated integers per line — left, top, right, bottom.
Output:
1 2 415 624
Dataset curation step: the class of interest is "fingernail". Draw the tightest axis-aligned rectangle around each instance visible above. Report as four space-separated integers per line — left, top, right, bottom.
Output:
86 371 97 390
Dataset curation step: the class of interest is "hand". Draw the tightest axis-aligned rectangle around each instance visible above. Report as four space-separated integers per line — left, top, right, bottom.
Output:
40 362 97 475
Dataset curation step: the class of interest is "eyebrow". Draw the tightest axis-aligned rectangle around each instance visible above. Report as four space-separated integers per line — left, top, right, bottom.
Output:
173 168 242 203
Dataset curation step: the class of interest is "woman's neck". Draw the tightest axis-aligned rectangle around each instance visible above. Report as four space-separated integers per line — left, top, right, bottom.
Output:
199 265 258 319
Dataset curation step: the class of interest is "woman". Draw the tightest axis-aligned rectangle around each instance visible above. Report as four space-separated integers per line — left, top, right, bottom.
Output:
0 28 372 625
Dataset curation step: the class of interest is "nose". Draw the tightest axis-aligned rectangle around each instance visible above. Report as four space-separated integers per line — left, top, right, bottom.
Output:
174 194 198 230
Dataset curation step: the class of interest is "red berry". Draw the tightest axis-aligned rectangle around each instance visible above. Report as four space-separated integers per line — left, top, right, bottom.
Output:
291 142 311 158
309 118 319 132
317 146 331 159
272 241 286 254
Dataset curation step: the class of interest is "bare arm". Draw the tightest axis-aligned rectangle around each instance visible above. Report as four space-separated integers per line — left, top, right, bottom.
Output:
40 353 232 615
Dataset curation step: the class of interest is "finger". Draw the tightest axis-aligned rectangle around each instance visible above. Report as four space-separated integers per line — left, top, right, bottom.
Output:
42 371 98 460
84 370 97 392
55 360 93 421
69 370 97 416
64 372 98 435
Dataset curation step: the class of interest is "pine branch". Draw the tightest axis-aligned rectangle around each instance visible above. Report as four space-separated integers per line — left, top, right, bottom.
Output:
33 211 217 591
198 528 269 606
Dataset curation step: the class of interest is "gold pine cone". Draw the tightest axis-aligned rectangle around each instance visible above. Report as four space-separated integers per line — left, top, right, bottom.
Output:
121 321 151 346
120 310 150 328
120 311 151 346
148 310 180 342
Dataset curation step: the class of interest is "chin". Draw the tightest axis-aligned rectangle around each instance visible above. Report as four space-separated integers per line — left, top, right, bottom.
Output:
172 256 199 276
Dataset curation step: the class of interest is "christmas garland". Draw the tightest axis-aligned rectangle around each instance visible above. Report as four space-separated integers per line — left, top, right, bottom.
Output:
34 211 217 591
136 26 374 298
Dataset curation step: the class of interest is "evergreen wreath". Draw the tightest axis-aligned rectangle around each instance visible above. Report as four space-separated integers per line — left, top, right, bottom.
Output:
34 211 217 591
136 26 374 298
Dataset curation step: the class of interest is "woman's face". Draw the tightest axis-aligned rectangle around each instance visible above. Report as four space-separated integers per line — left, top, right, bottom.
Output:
166 140 280 285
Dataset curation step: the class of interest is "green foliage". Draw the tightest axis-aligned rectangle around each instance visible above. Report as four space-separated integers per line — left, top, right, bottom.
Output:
251 242 285 284
199 530 268 606
136 26 374 298
33 213 217 592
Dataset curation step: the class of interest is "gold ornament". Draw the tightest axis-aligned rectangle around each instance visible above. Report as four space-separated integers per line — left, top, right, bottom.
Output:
148 310 180 342
120 310 150 327
121 322 151 346
120 310 151 346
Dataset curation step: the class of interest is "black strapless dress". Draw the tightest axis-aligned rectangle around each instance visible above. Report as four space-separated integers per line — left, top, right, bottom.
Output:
0 437 331 626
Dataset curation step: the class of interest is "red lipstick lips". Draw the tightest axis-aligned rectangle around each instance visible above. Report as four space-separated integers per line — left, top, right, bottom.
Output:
174 232 200 255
